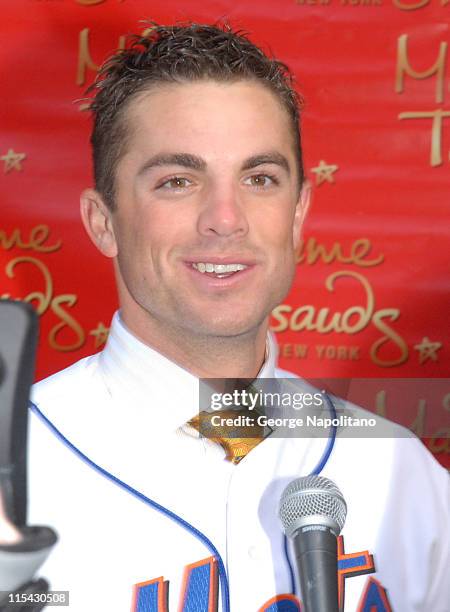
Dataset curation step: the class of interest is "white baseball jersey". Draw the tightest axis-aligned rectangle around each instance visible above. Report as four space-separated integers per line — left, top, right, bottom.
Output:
28 312 449 611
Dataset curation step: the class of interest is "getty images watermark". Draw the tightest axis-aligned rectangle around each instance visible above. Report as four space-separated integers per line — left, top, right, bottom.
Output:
208 387 378 432
196 378 421 439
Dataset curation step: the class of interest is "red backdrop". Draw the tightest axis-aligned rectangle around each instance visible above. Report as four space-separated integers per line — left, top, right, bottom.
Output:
1 0 449 465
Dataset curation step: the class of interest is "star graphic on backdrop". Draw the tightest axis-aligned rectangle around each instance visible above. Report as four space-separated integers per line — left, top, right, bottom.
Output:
89 322 110 348
0 149 26 173
310 160 339 185
413 337 442 364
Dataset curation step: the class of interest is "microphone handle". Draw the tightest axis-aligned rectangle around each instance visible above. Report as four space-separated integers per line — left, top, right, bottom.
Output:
292 525 339 612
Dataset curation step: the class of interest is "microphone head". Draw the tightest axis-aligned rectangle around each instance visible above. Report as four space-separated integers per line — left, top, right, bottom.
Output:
279 475 347 538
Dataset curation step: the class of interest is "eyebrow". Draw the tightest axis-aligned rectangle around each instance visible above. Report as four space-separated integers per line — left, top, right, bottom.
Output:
137 153 206 176
136 150 291 176
241 152 291 174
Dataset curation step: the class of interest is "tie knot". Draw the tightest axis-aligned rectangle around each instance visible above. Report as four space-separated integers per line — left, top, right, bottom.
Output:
187 407 266 464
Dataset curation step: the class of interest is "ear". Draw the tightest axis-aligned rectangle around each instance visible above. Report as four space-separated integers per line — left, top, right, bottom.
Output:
80 189 118 258
293 180 311 250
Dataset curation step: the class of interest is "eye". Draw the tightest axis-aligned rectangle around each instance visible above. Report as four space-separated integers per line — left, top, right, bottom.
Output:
157 176 192 190
244 174 278 188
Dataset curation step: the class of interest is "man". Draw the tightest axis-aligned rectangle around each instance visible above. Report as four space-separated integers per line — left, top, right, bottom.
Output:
25 23 448 611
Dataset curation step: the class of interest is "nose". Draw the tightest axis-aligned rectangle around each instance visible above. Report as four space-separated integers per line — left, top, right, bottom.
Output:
197 183 249 238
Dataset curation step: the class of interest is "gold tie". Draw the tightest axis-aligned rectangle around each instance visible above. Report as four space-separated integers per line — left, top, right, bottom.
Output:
187 407 266 464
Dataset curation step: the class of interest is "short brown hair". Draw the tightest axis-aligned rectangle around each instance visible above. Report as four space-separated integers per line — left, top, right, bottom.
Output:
88 23 304 209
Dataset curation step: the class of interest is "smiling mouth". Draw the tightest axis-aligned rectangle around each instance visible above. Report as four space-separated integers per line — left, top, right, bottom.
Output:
191 262 249 278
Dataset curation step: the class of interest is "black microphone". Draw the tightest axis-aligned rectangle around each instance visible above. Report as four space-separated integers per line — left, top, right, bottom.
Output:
0 300 57 610
279 475 347 612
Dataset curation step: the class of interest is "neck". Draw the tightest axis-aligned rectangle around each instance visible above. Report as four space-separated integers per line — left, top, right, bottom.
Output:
120 309 268 379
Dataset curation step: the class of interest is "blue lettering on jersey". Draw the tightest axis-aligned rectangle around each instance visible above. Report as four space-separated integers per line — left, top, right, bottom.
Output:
133 557 218 612
259 594 301 611
180 557 218 612
132 542 393 611
337 536 375 611
133 577 168 612
357 577 392 612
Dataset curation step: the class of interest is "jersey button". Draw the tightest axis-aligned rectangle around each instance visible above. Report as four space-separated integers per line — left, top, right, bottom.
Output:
248 545 262 560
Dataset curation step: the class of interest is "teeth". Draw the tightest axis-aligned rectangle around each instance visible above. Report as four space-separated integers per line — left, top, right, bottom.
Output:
192 263 247 274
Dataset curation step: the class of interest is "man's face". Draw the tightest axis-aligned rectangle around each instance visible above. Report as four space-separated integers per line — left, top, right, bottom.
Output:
103 80 307 341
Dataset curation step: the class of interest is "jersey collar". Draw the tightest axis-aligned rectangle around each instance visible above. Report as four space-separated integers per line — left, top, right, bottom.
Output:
98 311 278 433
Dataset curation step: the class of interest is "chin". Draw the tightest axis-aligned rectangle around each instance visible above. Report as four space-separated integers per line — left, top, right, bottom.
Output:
187 313 266 339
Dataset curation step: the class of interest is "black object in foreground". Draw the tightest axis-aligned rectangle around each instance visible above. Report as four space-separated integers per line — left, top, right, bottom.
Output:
0 301 58 611
279 475 347 612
